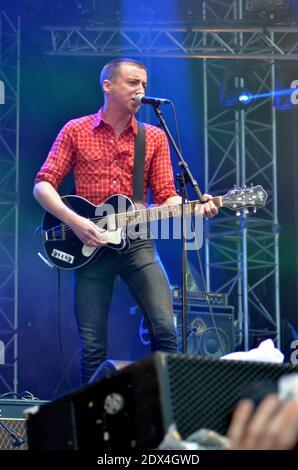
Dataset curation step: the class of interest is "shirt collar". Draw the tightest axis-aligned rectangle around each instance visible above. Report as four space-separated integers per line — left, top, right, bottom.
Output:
92 108 138 135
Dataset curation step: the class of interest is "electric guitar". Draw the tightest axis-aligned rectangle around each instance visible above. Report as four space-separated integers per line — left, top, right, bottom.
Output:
39 185 268 270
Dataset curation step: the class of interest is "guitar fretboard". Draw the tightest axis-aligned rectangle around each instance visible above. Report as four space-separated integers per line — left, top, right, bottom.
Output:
116 197 222 228
44 184 268 244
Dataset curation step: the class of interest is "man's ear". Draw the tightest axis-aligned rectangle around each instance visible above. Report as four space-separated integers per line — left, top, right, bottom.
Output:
103 79 111 94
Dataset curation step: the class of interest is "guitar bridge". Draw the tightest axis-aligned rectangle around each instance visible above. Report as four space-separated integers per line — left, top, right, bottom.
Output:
43 224 65 242
41 230 49 242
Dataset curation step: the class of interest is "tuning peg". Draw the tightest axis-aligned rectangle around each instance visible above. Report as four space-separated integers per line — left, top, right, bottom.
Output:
242 184 246 189
236 210 241 216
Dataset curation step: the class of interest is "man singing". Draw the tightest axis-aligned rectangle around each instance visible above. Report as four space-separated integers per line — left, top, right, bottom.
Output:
34 58 218 383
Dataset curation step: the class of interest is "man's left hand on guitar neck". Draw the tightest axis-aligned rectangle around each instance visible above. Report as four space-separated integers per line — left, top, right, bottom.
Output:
164 194 218 218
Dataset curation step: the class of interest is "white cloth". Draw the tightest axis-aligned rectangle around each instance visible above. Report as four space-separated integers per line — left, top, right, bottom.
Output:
221 339 284 363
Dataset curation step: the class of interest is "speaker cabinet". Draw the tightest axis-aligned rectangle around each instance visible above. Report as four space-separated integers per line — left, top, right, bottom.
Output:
0 420 27 450
174 304 235 357
0 399 47 450
27 352 298 450
129 304 234 360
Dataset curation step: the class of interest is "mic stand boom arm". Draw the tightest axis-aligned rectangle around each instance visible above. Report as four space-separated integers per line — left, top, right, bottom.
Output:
153 105 204 354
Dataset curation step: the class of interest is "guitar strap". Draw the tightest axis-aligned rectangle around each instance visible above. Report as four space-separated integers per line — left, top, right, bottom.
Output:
133 121 146 204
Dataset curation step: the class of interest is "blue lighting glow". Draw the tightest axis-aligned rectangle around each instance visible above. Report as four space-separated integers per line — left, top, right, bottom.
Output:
222 86 298 109
238 91 253 105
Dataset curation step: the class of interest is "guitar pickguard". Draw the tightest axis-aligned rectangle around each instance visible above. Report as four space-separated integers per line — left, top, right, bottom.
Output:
81 228 124 257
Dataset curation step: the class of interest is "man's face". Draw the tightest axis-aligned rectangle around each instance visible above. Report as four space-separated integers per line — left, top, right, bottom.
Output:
104 63 147 113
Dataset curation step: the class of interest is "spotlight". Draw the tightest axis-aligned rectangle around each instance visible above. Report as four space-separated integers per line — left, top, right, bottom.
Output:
244 0 294 23
220 64 258 109
220 87 254 109
238 91 253 105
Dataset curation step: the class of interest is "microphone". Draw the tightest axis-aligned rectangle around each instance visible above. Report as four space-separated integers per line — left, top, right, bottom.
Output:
134 94 171 106
12 436 26 448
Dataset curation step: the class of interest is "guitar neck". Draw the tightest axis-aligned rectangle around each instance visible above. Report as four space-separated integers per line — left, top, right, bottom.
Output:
45 184 267 249
118 196 223 227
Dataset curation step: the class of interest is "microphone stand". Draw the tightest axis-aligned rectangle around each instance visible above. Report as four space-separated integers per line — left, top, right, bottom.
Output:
0 420 26 447
152 105 204 353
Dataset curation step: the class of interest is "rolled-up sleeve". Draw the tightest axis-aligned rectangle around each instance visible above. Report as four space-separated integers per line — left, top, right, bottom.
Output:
148 128 178 205
34 121 75 190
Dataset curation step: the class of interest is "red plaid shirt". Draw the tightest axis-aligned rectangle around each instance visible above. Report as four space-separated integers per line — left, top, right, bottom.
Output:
35 108 178 205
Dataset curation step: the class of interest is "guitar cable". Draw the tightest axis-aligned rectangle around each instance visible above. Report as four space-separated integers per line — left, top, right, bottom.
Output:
54 267 73 392
33 225 54 268
33 224 73 390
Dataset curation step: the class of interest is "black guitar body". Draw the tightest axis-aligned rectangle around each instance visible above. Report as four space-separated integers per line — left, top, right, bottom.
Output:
42 194 134 270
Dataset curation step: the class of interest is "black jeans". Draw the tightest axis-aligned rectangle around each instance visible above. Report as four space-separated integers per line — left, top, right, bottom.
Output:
73 238 178 384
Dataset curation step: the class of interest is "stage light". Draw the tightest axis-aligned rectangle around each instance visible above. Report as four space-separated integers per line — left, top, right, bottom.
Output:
220 77 255 109
219 63 261 109
243 0 294 23
238 91 253 105
221 90 254 109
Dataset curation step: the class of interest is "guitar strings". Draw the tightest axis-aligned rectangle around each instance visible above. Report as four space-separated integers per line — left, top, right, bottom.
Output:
45 196 230 240
42 188 262 241
45 199 209 240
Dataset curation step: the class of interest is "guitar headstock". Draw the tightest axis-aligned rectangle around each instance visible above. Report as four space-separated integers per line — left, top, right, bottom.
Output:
222 184 268 212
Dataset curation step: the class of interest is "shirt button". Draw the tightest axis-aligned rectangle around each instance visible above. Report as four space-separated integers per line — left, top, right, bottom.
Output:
110 139 114 143
113 180 117 184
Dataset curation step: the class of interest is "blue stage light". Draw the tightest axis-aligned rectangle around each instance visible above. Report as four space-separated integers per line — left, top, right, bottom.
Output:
238 91 253 105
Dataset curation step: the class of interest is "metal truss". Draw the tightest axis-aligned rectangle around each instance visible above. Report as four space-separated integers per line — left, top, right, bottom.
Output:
43 18 298 61
0 11 20 393
203 1 280 350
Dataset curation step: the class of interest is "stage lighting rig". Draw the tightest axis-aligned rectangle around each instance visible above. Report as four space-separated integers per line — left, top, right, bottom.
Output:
244 0 294 23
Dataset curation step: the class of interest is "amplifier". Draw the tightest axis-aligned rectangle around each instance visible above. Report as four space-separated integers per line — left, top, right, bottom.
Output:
171 287 228 306
129 304 235 360
173 304 235 357
0 399 47 450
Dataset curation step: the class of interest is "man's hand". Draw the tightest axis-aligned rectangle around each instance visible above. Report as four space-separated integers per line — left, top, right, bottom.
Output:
227 394 298 450
195 193 218 218
33 181 108 247
68 214 108 247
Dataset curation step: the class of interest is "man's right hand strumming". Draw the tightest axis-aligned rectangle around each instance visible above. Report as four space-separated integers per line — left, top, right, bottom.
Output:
68 214 108 247
33 180 108 248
